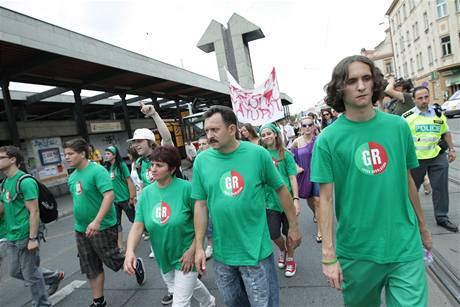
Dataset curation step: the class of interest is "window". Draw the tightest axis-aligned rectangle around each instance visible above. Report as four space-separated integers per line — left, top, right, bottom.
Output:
416 52 423 70
427 46 433 64
402 3 407 19
406 30 411 46
400 35 405 51
410 58 415 75
409 0 415 11
395 42 399 56
436 0 447 18
413 22 419 39
423 12 429 31
456 0 460 12
397 11 402 28
385 62 393 75
403 62 409 78
441 36 452 56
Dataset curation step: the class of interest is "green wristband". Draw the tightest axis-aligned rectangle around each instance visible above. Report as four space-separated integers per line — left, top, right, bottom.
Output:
321 258 338 265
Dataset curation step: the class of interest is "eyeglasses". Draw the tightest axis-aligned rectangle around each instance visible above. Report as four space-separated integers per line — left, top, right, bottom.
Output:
301 123 314 128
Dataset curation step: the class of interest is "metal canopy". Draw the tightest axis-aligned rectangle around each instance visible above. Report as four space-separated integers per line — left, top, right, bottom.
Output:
0 7 292 123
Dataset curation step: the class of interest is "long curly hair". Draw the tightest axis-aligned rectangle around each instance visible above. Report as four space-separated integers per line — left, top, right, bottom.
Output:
324 55 385 113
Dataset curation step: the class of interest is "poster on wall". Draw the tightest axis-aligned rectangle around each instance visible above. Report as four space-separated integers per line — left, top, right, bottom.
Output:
38 148 61 166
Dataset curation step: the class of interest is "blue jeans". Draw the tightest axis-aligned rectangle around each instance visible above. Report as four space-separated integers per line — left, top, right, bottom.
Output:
7 238 60 307
213 253 279 307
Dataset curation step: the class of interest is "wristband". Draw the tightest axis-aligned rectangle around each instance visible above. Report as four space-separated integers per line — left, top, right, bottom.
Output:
321 258 338 265
293 197 299 200
29 237 38 241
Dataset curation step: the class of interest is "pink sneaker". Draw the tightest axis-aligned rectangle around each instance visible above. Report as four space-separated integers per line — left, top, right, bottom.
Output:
278 251 286 269
285 258 296 277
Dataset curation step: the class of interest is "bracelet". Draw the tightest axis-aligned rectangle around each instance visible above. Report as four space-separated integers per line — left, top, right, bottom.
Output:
29 237 38 241
321 258 338 265
293 197 299 200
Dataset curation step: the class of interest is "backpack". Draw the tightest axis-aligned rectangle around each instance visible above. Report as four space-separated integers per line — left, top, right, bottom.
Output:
1 174 58 224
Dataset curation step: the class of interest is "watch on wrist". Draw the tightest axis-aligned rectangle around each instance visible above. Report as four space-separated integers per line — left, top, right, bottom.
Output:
29 237 38 241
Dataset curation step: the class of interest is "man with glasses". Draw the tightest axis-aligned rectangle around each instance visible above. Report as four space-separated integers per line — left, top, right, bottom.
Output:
0 146 64 306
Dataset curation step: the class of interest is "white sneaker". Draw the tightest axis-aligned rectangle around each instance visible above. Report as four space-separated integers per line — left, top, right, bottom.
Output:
149 250 155 258
142 233 150 240
205 245 213 259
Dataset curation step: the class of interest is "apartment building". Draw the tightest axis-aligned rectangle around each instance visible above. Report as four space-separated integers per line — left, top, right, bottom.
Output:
386 0 460 103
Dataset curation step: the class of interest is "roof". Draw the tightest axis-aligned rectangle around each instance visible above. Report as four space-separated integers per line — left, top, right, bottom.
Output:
0 6 292 122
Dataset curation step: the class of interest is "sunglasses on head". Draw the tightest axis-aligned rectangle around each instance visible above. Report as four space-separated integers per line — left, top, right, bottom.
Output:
302 123 314 128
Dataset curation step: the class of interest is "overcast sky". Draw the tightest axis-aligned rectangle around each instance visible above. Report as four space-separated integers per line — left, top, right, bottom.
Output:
1 0 394 113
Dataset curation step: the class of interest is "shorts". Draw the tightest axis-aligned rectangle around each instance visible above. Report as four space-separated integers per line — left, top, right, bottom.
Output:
75 225 124 279
114 201 135 231
206 215 213 238
307 182 320 198
340 257 427 307
266 209 289 240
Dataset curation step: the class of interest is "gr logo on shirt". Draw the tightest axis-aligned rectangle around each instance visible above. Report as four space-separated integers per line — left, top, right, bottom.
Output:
152 201 171 224
272 157 279 168
219 171 245 196
110 171 115 180
5 191 11 202
146 168 155 183
354 142 388 175
76 180 83 195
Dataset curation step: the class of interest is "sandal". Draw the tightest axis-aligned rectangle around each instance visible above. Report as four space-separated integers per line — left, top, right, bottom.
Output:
316 234 322 243
313 216 317 224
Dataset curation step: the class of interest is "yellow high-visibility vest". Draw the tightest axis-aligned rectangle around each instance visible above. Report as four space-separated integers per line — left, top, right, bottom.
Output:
402 107 448 160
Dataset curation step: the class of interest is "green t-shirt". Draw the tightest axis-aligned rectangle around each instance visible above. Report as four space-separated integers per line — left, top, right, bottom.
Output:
68 162 116 233
265 149 297 212
0 170 38 241
311 110 422 263
135 177 194 274
192 141 284 266
109 162 131 203
0 216 6 239
136 157 155 186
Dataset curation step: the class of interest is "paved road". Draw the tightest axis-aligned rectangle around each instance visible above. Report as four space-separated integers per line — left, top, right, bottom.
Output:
0 196 454 306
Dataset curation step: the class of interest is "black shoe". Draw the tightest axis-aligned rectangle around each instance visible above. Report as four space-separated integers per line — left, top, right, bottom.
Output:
48 271 65 296
134 257 146 285
89 300 107 307
437 220 459 232
161 293 173 305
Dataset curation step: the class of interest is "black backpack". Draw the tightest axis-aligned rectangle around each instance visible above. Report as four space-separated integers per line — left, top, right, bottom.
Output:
1 174 58 224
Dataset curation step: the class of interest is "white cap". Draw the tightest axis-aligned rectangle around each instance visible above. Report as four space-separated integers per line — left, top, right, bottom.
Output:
127 128 155 142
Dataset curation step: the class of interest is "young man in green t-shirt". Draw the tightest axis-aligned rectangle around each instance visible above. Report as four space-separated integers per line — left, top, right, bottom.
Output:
311 55 432 307
192 106 301 307
64 139 145 307
0 146 64 306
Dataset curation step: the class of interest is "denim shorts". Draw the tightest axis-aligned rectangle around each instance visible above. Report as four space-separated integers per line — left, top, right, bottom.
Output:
213 253 279 307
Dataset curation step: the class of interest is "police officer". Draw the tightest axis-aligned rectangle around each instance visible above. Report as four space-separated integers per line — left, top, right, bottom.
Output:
403 86 458 232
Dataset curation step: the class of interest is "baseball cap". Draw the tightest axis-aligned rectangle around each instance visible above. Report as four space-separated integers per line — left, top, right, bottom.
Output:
127 128 155 142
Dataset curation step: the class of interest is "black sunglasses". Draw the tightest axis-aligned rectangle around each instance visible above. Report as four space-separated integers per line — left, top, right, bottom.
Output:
322 113 331 116
302 123 314 128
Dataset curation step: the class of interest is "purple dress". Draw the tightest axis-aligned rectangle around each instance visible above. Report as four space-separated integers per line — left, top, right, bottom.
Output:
291 137 316 199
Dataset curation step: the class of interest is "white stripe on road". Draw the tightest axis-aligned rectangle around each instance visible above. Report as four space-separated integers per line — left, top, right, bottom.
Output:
50 280 86 305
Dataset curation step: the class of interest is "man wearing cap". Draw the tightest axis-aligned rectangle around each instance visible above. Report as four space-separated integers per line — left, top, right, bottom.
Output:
128 103 174 186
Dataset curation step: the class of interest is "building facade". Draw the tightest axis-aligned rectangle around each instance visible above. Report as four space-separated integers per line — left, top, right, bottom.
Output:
361 28 395 77
386 0 460 103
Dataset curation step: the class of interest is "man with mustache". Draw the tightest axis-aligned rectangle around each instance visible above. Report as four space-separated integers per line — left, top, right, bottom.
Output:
311 55 432 306
192 105 301 307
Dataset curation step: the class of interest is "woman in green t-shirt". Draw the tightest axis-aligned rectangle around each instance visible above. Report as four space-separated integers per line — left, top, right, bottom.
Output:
124 145 215 307
260 123 300 278
104 146 136 250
